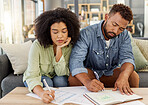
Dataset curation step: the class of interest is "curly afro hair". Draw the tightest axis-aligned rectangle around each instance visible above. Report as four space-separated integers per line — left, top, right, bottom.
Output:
109 4 133 23
35 7 80 48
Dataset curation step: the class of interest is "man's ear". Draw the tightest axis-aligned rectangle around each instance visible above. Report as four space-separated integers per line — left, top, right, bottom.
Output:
105 13 109 21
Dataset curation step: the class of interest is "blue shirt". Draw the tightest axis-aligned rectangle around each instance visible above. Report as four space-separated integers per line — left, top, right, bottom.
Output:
69 20 135 78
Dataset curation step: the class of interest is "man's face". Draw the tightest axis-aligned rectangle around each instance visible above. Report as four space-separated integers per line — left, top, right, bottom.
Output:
103 12 129 39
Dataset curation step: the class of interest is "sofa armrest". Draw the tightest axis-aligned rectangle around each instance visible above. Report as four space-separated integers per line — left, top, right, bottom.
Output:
0 54 13 87
0 54 11 98
133 37 148 40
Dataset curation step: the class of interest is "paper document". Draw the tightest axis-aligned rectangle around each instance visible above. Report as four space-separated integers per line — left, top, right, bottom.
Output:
84 90 143 105
26 86 93 105
119 100 145 105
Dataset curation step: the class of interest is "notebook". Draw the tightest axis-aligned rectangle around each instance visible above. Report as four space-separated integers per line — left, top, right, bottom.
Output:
83 90 143 105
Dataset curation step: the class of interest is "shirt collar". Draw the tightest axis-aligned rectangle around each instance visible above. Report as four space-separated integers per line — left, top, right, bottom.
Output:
96 20 105 39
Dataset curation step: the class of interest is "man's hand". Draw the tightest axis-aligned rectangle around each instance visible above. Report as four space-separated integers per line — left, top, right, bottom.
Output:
113 63 135 95
113 74 134 95
40 90 55 103
85 79 105 92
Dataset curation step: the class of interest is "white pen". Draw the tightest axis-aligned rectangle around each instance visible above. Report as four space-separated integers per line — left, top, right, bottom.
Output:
43 79 51 92
94 71 105 91
94 71 99 80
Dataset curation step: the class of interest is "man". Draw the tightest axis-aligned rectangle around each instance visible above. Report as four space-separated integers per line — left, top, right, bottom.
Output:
69 4 139 95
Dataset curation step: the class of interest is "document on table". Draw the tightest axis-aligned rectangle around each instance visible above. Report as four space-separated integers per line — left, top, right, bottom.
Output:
119 100 145 105
84 90 143 105
26 86 93 105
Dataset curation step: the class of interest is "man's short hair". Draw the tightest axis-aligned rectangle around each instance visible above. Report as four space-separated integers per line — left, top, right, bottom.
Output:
109 4 133 23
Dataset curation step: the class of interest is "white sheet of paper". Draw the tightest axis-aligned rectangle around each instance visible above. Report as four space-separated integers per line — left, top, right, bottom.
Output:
119 100 145 105
84 90 142 105
26 86 93 105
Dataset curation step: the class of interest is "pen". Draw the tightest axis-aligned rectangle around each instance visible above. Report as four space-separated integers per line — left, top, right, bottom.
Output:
94 71 99 80
43 79 51 92
94 71 104 91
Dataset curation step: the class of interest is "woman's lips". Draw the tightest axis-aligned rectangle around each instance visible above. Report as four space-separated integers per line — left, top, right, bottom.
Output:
57 40 64 43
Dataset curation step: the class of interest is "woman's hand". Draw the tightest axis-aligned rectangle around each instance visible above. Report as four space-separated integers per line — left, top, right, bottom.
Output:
55 37 71 62
58 37 71 48
33 85 55 103
40 90 55 103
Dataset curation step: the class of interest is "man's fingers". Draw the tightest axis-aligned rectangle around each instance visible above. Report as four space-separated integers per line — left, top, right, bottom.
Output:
118 87 124 95
113 84 117 91
89 79 104 92
91 83 102 92
95 80 104 90
126 87 134 95
123 87 129 95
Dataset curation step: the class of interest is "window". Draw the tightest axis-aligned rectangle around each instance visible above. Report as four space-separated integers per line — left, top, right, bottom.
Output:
65 0 146 37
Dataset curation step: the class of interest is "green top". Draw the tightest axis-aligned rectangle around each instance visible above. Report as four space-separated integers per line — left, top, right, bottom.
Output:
23 40 72 92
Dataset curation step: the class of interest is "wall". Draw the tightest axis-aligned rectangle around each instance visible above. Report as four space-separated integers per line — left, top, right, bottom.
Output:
44 0 64 11
144 0 148 37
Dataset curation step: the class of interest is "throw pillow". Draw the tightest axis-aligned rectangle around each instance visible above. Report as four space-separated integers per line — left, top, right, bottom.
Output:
0 41 32 74
129 33 148 71
134 39 148 61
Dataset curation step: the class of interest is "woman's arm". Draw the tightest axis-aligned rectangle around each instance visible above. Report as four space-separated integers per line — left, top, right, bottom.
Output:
53 37 71 76
33 85 55 103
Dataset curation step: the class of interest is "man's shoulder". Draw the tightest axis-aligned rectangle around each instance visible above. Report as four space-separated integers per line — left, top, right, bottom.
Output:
117 30 131 43
81 24 99 32
118 29 129 38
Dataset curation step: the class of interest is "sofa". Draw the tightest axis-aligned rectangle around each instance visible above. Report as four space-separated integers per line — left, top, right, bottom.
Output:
0 37 148 98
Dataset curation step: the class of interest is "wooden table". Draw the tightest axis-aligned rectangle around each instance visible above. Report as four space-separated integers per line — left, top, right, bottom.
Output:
0 87 147 105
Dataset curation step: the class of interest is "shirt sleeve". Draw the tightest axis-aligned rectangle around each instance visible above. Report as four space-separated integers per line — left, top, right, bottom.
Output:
23 41 43 92
69 29 90 76
119 31 136 69
52 45 72 76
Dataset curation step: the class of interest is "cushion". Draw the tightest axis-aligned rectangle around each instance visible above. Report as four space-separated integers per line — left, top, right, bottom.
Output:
0 41 32 74
129 33 148 71
133 39 148 61
131 40 148 71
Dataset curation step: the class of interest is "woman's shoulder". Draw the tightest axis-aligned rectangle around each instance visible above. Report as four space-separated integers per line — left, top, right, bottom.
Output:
31 39 44 49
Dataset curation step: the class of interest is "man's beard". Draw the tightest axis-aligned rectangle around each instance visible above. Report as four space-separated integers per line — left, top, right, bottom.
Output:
103 21 117 39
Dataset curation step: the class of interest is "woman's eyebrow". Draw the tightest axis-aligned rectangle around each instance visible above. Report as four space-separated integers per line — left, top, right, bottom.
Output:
62 28 67 30
51 29 58 31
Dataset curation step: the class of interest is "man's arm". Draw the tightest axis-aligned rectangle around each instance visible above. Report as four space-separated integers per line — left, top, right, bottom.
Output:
75 72 104 92
113 62 134 95
69 28 104 92
113 31 136 95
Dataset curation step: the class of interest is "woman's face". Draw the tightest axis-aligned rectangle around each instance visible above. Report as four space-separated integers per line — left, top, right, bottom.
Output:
50 22 68 46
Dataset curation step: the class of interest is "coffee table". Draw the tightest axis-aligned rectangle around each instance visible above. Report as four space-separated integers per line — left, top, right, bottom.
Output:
0 87 147 105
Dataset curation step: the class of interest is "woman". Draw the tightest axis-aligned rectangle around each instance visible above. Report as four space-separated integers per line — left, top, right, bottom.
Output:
23 7 80 103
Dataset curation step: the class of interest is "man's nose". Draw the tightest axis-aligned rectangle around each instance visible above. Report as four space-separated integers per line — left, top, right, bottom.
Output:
113 27 119 34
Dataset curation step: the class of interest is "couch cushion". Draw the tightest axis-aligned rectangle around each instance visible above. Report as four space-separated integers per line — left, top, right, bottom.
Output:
134 39 148 61
131 40 148 71
0 41 32 74
130 35 148 71
1 73 24 97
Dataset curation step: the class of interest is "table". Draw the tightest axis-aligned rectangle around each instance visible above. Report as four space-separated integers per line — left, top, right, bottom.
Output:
0 87 147 105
